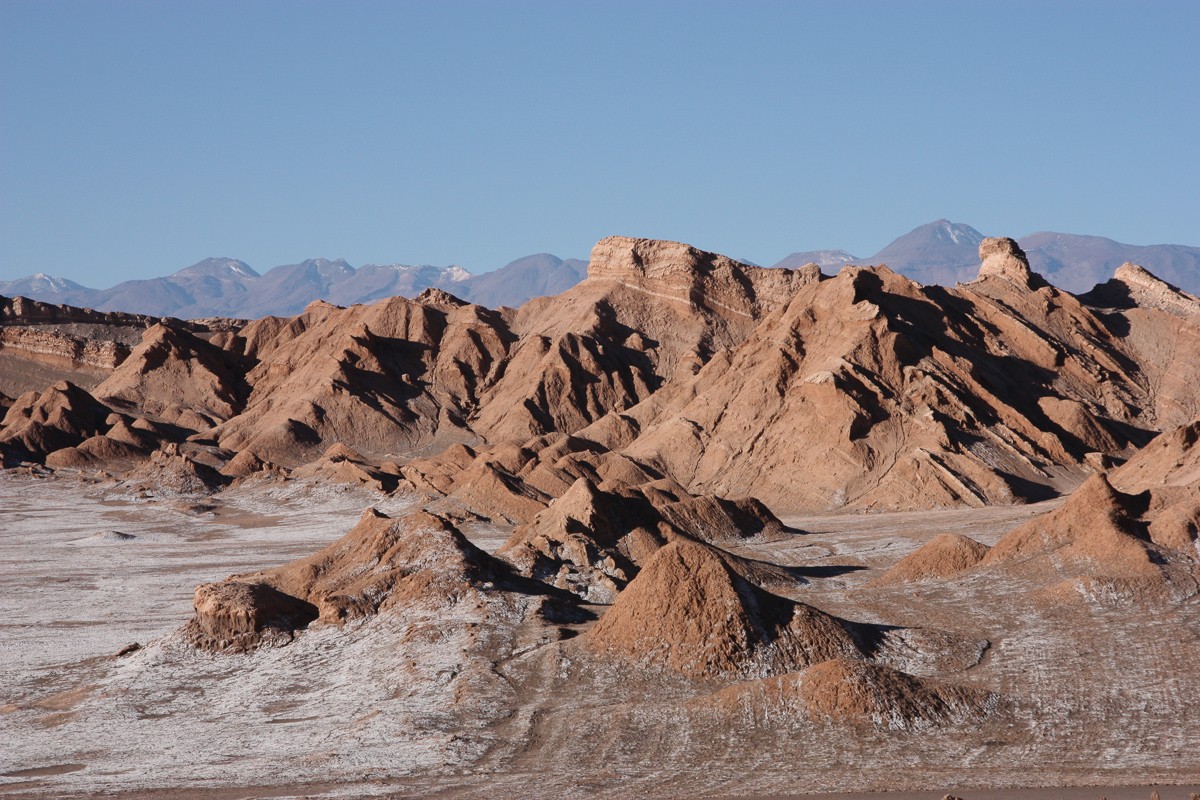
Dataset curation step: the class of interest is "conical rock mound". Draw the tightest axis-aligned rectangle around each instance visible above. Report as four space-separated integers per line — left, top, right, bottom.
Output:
585 538 862 678
123 447 230 496
871 532 990 586
1110 418 1200 553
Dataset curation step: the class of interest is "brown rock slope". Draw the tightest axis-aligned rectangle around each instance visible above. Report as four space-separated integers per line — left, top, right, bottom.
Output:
467 236 816 444
8 235 1200 519
0 294 240 396
185 507 583 652
703 657 997 730
205 294 511 464
0 381 112 460
979 472 1198 602
1110 417 1200 553
93 323 247 422
619 238 1200 511
494 475 792 602
1079 265 1200 427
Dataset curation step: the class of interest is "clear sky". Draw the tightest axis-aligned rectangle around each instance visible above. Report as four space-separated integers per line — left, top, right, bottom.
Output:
1 1 1197 285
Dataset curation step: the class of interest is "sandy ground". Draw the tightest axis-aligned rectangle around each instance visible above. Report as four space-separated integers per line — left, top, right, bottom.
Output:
2 473 1198 799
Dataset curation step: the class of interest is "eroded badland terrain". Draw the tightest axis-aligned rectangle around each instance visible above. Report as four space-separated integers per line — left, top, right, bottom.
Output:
1 236 1198 799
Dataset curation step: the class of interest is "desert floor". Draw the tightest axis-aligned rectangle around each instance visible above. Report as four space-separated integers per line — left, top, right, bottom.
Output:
2 472 1197 799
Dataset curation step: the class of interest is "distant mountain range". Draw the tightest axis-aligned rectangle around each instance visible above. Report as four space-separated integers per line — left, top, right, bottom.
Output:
3 221 1197 318
0 254 588 319
772 220 1200 295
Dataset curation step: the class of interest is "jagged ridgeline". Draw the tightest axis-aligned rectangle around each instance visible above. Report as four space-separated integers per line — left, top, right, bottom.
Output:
3 235 1198 515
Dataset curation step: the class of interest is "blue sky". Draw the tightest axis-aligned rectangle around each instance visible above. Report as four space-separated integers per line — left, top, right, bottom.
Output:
1 1 1197 285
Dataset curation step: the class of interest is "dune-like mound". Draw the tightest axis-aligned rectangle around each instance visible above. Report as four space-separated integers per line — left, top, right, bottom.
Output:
706 658 997 730
704 658 997 730
586 538 862 678
46 435 146 470
185 508 584 652
0 381 112 460
871 533 990 586
448 458 553 525
123 447 230 496
979 473 1196 602
218 448 267 478
94 323 246 421
289 442 401 491
1109 418 1200 553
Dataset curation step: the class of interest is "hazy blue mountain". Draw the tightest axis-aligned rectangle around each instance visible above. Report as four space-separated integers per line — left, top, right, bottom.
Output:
8 223 1196 316
0 273 95 307
849 220 987 285
233 258 355 318
0 273 92 296
460 254 588 309
1018 232 1200 295
770 250 857 271
88 258 261 318
0 253 586 317
325 264 471 307
839 220 1200 295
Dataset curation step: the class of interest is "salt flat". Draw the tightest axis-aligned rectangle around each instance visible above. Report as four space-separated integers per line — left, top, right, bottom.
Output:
2 473 1198 800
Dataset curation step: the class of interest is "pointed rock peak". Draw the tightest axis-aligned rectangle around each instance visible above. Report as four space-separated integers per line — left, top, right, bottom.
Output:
1115 262 1159 286
414 287 467 308
982 472 1153 566
322 442 365 463
173 258 260 279
303 299 344 312
587 538 863 677
976 237 1039 288
1066 472 1151 520
1112 262 1200 317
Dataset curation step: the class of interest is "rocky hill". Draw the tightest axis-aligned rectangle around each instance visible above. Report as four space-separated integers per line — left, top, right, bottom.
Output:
4 234 1199 517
